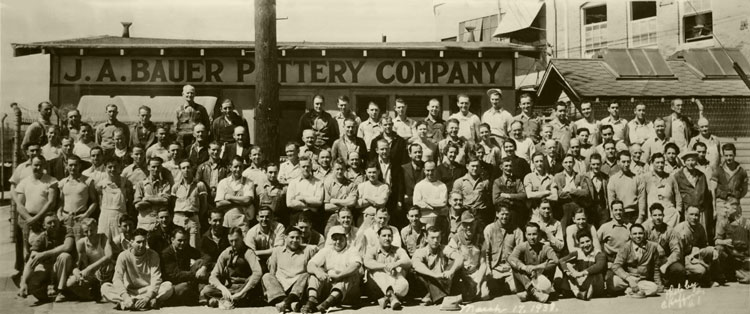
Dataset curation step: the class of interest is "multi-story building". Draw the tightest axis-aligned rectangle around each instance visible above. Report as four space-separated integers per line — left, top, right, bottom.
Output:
544 0 750 59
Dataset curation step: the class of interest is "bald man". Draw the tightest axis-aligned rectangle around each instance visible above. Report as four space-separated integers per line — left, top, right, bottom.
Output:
541 139 563 175
688 118 721 169
174 85 211 147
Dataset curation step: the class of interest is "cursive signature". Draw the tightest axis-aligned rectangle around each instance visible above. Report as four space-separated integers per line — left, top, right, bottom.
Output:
660 282 706 309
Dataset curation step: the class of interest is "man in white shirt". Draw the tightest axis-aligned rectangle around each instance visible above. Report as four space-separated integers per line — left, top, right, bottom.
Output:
333 95 361 137
286 157 324 229
358 102 383 150
599 102 628 142
279 142 301 185
642 118 670 163
73 124 97 162
215 156 256 228
413 161 448 218
623 103 655 146
449 94 480 142
574 102 601 147
393 98 416 139
481 88 512 140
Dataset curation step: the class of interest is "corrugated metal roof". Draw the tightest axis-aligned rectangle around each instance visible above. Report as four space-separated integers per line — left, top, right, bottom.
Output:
12 35 539 56
539 57 750 98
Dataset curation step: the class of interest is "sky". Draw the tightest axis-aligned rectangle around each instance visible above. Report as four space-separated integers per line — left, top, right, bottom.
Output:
0 0 500 114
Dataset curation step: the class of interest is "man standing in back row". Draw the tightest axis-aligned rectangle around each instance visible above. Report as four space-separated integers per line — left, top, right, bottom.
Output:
174 85 210 148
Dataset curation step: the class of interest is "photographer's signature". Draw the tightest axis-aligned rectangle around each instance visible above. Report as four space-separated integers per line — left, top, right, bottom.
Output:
661 282 705 309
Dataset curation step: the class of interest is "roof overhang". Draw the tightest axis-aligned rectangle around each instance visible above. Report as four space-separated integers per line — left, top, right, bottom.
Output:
493 0 544 37
12 36 540 57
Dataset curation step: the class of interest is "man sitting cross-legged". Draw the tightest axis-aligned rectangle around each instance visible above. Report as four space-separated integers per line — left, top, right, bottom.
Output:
364 226 412 310
101 228 174 310
263 226 318 313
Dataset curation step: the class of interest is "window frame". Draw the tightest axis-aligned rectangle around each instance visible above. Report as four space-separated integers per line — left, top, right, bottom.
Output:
681 0 713 43
629 1 658 48
581 4 608 58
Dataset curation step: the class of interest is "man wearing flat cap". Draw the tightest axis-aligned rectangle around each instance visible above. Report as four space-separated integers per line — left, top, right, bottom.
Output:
481 89 512 141
673 150 714 240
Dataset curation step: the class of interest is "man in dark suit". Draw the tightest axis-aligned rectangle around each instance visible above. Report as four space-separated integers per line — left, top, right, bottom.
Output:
161 227 210 306
373 138 405 228
541 139 563 175
297 95 340 148
369 116 409 168
199 210 230 270
502 140 531 180
221 125 252 164
673 151 714 241
401 143 426 210
48 136 91 180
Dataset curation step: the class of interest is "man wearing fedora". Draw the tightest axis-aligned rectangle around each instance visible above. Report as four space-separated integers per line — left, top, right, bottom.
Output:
673 150 714 240
481 88 513 141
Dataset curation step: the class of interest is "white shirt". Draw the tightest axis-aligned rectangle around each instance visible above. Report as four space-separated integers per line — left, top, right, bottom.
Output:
286 176 324 208
393 116 415 139
481 107 513 138
600 116 628 141
413 179 448 211
449 112 481 142
278 160 301 185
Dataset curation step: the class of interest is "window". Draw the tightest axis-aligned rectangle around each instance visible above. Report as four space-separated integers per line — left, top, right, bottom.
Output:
395 95 440 119
630 1 657 47
278 100 306 154
355 95 388 122
682 0 712 43
583 5 608 57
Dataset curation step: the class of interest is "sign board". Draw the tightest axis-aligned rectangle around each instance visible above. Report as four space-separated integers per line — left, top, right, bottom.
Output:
56 56 513 87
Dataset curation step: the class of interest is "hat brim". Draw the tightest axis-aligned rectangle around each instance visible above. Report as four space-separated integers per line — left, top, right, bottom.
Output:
486 88 503 97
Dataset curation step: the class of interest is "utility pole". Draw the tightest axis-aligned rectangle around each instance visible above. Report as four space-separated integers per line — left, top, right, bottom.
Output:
254 0 280 162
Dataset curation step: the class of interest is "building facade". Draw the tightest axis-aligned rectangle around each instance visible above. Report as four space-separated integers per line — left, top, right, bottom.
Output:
545 0 750 59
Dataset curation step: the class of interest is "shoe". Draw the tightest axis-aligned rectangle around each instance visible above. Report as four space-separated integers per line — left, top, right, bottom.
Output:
391 297 402 311
533 291 549 303
300 301 315 314
575 291 589 301
378 297 389 309
276 302 290 313
421 293 433 305
628 290 647 299
119 297 134 311
208 297 219 308
516 291 529 302
148 298 160 310
54 293 68 303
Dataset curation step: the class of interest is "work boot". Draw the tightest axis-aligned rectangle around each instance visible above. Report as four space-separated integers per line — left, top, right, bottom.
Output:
316 294 341 313
300 300 316 314
377 297 389 309
390 296 402 310
516 291 529 302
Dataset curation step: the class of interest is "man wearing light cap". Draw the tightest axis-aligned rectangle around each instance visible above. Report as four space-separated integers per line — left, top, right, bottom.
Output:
673 150 714 238
481 88 512 140
303 225 362 313
446 211 489 302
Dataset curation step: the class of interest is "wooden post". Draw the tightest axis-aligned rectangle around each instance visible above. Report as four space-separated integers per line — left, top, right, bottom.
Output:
10 103 22 241
254 0 280 163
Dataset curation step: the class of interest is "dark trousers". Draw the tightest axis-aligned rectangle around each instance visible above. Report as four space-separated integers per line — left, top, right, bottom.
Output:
416 273 459 302
664 262 686 288
170 282 200 306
